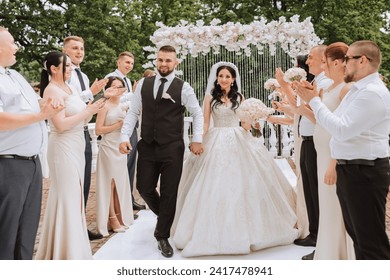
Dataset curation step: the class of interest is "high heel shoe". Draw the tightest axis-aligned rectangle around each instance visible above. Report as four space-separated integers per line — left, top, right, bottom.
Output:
109 216 126 233
116 213 129 229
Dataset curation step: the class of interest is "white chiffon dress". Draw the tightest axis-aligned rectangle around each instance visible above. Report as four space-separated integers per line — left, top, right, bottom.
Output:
35 91 92 260
172 101 299 257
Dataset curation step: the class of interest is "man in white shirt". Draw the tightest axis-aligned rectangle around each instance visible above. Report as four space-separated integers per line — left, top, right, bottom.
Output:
62 36 107 240
119 45 204 258
297 40 390 259
0 26 63 259
105 52 146 213
294 45 333 255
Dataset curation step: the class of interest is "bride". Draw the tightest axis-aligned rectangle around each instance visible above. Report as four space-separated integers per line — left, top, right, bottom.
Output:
172 62 299 257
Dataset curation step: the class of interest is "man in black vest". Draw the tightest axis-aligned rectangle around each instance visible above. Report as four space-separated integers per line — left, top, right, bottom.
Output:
119 45 204 258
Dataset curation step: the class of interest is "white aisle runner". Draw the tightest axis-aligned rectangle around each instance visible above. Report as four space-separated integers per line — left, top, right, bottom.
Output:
93 159 313 260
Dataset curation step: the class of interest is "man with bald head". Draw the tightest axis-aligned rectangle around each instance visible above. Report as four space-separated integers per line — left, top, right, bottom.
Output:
297 40 390 259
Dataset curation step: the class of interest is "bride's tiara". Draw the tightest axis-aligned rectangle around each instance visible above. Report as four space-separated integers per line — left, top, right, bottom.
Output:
213 61 238 72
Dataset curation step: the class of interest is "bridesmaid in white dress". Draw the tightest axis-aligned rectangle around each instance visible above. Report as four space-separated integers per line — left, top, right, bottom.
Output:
95 77 133 237
35 51 105 260
172 62 298 257
311 42 355 259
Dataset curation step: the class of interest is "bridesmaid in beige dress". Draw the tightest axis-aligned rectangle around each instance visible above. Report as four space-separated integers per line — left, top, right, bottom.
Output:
312 42 355 260
95 76 133 237
35 51 105 259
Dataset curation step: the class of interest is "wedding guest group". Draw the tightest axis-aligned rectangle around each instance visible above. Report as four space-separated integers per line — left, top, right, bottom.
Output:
296 40 390 260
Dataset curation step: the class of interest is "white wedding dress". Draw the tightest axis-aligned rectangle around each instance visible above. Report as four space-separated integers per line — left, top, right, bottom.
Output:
172 102 298 257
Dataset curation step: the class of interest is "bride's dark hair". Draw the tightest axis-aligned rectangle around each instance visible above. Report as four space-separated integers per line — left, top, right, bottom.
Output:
211 65 242 112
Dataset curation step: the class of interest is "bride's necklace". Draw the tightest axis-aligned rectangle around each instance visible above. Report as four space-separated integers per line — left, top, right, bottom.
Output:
51 81 72 95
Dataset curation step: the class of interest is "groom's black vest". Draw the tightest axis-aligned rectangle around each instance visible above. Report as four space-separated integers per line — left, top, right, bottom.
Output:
140 76 185 145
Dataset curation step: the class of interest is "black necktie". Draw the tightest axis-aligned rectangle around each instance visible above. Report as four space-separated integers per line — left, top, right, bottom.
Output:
75 68 86 91
123 77 130 92
297 115 302 137
156 78 167 101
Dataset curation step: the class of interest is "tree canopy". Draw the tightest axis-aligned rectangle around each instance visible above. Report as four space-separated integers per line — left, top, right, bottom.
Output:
1 0 389 82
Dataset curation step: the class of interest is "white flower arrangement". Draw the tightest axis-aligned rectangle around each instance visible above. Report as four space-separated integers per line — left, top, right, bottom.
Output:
143 15 322 68
264 78 281 91
237 98 275 125
283 67 307 83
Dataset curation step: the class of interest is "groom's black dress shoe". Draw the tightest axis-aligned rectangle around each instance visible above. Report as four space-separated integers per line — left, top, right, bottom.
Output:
302 250 315 260
88 230 103 240
294 235 316 247
133 201 146 211
157 239 174 258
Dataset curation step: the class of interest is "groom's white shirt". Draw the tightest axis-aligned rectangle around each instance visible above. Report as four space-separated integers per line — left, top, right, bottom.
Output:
121 71 203 143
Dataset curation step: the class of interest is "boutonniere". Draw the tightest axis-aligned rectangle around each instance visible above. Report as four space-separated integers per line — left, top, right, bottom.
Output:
161 92 176 103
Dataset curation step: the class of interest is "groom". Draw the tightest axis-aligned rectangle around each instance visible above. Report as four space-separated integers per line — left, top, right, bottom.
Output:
119 45 204 257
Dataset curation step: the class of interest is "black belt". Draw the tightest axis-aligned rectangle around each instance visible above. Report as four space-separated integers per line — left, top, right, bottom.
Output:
0 154 38 160
336 158 388 166
301 136 313 141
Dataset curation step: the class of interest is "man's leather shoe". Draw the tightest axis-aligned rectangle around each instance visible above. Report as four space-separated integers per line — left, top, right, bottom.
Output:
88 230 103 240
133 201 146 211
157 239 173 258
294 235 316 247
302 250 315 260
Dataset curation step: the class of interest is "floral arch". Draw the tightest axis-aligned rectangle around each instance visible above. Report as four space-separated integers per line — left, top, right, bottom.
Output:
144 15 322 105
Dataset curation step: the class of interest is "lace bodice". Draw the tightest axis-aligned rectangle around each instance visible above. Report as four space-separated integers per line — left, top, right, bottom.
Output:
211 104 240 128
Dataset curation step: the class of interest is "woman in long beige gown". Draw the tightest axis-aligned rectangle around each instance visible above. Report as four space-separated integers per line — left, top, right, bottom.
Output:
312 42 355 260
95 77 133 237
35 51 104 260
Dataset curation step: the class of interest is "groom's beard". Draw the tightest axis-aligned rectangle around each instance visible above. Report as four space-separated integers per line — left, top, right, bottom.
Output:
158 68 174 77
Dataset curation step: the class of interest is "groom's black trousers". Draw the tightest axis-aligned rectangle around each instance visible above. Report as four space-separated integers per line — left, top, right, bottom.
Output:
136 139 184 240
336 158 390 259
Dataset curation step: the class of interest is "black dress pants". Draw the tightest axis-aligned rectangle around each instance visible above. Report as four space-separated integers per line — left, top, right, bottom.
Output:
336 158 390 259
0 157 42 259
299 138 319 238
83 129 92 207
136 139 184 240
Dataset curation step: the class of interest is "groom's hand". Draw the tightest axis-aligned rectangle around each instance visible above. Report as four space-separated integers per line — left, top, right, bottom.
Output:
190 142 204 156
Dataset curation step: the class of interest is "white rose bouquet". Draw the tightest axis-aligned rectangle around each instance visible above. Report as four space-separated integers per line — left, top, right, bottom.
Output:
283 67 307 83
237 98 275 125
264 78 280 91
264 78 281 100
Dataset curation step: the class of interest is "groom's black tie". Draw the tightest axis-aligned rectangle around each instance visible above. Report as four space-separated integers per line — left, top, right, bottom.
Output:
156 77 168 101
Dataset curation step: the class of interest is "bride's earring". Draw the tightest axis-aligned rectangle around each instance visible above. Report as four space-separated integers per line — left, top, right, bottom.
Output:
231 82 234 87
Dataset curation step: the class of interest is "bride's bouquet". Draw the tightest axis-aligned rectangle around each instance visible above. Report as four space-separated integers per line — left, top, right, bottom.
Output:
237 98 274 125
264 78 281 100
283 67 307 83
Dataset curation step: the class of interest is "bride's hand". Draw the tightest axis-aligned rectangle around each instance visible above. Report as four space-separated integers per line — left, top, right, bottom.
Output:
190 142 204 156
241 121 251 131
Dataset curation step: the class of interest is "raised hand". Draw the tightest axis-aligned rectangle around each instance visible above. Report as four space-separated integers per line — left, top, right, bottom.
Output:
86 98 106 115
90 78 109 95
104 87 127 98
39 97 65 119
